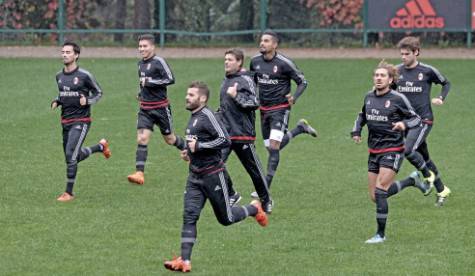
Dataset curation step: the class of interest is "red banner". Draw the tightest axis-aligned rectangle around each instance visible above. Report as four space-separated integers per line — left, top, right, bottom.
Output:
472 0 475 29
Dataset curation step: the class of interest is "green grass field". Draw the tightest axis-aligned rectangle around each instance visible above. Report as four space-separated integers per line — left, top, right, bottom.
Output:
0 57 474 275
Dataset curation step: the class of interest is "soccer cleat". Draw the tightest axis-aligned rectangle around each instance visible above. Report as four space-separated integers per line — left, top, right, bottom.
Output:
164 256 191 273
99 139 111 159
127 171 144 185
262 199 274 214
229 192 242 207
423 170 436 190
410 171 432 196
435 186 451 207
250 191 259 199
251 200 268 227
57 192 74 202
297 119 318 137
365 233 386 244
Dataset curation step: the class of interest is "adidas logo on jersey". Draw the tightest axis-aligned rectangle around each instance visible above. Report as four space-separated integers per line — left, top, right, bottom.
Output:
214 185 221 191
390 0 444 29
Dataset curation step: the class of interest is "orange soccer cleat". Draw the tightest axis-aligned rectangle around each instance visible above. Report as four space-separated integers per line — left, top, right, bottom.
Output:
99 139 111 159
251 200 268 227
57 192 75 202
164 256 191 273
127 171 144 185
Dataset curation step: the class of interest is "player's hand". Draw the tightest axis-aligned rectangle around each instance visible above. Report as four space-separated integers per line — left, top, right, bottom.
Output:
187 138 197 153
180 150 190 162
51 101 58 110
392 122 406 131
227 83 238 98
79 95 87 106
431 97 444 106
286 93 295 105
352 136 362 144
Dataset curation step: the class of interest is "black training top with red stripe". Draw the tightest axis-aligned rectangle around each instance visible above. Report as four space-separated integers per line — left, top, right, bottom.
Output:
186 106 231 175
250 52 307 110
218 71 259 143
396 62 450 122
54 66 102 125
351 89 421 153
137 55 175 109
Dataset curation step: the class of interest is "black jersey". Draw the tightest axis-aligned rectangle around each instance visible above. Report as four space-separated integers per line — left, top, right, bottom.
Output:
351 90 421 153
218 71 259 142
250 52 307 110
396 62 450 122
138 55 175 109
186 106 231 174
54 67 102 124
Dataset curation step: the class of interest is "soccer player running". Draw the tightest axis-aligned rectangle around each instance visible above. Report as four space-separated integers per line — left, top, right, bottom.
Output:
217 48 272 213
51 42 111 202
250 30 317 196
396 36 451 206
351 61 425 244
164 81 268 273
127 34 186 185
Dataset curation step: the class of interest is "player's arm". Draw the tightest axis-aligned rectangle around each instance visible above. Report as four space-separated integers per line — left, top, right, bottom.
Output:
144 58 175 87
286 60 308 104
84 74 103 105
393 94 421 131
51 75 62 109
351 103 367 143
195 111 231 151
430 66 450 105
229 76 259 110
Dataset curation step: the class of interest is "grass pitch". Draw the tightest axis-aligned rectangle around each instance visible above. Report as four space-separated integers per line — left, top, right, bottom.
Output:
0 57 474 275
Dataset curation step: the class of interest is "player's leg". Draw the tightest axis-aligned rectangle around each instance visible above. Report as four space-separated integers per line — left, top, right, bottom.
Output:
418 141 451 206
128 110 153 185
265 109 288 188
280 118 318 149
222 143 239 205
404 125 435 188
204 170 267 227
235 143 272 213
158 105 186 150
165 175 204 272
58 123 89 201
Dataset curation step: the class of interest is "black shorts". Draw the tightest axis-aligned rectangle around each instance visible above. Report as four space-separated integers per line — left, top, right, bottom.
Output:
137 106 173 135
260 108 290 140
368 151 403 174
405 123 432 160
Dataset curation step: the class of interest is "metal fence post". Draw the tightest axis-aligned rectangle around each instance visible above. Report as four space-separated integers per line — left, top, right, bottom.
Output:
159 0 165 49
260 0 267 32
363 0 368 48
467 0 472 48
57 0 64 45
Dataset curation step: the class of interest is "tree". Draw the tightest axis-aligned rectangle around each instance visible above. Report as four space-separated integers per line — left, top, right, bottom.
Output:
114 0 127 42
134 0 151 29
239 0 254 42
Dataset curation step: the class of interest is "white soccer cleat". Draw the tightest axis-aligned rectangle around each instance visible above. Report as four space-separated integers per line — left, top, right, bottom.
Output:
365 234 386 244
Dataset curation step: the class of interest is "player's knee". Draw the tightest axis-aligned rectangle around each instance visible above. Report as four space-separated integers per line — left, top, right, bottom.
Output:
163 134 175 145
183 210 200 225
217 217 233 226
137 135 149 145
404 149 415 158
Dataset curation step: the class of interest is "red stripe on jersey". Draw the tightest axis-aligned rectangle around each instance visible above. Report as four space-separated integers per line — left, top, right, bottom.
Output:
230 136 256 141
368 146 404 154
259 103 290 112
140 99 169 109
61 117 91 124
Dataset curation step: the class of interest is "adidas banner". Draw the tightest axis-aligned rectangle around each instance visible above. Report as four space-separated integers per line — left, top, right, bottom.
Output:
367 0 469 29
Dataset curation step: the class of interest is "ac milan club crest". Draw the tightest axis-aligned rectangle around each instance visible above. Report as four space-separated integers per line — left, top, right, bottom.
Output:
418 73 424 80
73 77 79 85
273 65 278 73
385 100 391 108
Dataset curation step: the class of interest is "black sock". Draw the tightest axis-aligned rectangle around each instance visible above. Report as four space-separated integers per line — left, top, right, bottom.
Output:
406 152 431 177
280 127 304 150
231 205 255 223
173 136 186 150
65 161 78 195
181 223 196 261
375 188 388 237
426 160 444 193
266 149 280 188
244 204 258 217
387 177 415 197
135 144 148 172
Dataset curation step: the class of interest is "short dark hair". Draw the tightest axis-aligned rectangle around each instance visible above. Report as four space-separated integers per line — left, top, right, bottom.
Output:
224 48 244 68
397 36 420 55
261 29 279 43
138 34 155 45
188 81 210 101
62 41 80 61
